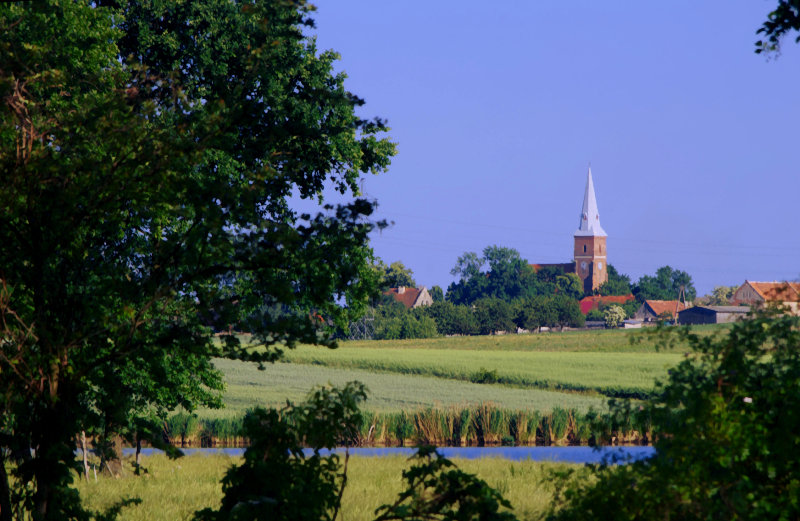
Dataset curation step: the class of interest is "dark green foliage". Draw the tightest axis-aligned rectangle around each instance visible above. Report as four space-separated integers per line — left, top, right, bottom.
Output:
195 382 367 521
0 0 394 517
423 301 478 336
515 296 585 330
632 266 696 302
429 286 445 303
383 261 417 289
756 0 800 53
584 309 604 321
595 265 632 296
555 274 583 300
549 313 800 520
372 300 439 340
374 446 517 521
469 368 499 384
473 298 516 335
447 246 541 306
447 246 587 306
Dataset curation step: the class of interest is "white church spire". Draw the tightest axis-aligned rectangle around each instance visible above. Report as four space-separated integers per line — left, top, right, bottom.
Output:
575 166 607 237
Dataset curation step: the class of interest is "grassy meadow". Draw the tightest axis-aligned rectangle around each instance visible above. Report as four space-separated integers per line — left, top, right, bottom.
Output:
76 453 582 521
181 325 730 445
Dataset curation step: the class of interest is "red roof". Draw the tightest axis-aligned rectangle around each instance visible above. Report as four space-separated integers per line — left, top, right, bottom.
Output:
384 287 422 309
579 294 635 314
643 300 687 319
746 281 800 302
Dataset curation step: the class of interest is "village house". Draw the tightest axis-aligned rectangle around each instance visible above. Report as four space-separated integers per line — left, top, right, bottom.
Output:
384 286 433 309
578 294 635 315
634 300 688 322
730 280 800 315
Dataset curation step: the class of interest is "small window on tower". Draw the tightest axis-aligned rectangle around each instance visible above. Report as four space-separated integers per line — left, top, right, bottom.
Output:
583 245 586 253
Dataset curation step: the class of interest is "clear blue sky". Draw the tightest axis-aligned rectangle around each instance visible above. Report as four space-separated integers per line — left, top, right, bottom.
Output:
310 1 800 296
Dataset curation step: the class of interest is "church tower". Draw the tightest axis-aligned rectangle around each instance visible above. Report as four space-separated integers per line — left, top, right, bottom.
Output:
573 167 607 294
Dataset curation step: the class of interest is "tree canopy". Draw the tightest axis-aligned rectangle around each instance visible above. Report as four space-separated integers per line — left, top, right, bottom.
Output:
0 0 394 518
446 246 578 305
632 266 696 302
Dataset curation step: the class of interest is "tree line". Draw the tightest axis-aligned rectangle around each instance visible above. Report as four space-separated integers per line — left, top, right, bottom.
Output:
360 247 697 338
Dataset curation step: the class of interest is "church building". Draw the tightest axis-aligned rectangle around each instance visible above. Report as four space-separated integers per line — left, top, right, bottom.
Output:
532 167 608 294
573 167 607 293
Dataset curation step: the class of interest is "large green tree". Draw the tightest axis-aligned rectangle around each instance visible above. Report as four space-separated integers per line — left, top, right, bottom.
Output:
632 266 696 302
0 0 394 518
596 265 632 296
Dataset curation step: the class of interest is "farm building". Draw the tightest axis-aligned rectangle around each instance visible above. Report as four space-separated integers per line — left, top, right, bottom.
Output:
634 300 687 322
677 305 750 325
578 294 635 315
384 286 433 309
730 280 800 315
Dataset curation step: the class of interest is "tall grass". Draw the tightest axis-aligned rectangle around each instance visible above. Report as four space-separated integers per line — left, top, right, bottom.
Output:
76 453 585 521
167 403 651 447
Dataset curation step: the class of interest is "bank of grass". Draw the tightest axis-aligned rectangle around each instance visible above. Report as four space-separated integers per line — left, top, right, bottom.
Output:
76 453 584 521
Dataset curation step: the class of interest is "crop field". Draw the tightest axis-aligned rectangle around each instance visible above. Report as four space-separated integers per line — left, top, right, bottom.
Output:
276 347 683 399
76 453 581 521
188 326 728 441
202 359 607 418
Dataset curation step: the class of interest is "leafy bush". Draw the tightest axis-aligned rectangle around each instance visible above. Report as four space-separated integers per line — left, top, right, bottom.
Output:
375 446 517 521
469 368 499 384
549 312 800 520
195 382 366 521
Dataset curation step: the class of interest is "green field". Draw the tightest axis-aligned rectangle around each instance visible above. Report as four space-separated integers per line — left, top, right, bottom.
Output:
204 359 607 418
190 326 728 440
77 453 580 521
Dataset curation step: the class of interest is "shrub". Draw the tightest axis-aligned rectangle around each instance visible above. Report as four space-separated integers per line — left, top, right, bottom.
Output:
549 312 800 520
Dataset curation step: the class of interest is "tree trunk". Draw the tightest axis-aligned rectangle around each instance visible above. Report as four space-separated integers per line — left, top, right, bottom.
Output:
81 431 89 481
0 449 13 521
101 436 124 478
134 436 142 475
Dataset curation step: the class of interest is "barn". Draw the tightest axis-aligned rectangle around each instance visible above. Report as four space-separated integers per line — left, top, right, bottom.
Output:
677 305 750 325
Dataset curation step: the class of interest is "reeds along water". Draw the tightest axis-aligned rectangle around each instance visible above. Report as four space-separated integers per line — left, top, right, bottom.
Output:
162 403 652 448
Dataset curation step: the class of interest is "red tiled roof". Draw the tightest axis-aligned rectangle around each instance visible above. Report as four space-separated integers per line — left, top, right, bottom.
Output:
747 281 800 302
579 294 635 314
644 300 687 319
384 287 422 309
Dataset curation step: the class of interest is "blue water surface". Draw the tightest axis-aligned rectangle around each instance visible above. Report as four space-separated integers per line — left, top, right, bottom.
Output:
123 446 655 464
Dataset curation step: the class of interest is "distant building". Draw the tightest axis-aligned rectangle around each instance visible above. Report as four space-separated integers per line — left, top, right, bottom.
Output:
578 294 635 315
730 281 800 314
384 286 433 309
531 167 609 294
635 300 688 322
677 305 750 325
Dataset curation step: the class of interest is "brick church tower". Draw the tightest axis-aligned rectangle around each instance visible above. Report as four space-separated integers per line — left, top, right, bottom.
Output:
573 167 607 293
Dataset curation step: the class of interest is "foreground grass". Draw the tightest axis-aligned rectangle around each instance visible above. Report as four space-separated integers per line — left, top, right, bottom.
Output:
76 453 580 521
202 358 607 419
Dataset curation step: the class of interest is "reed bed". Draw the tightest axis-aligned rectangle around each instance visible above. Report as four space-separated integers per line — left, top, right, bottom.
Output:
165 403 651 448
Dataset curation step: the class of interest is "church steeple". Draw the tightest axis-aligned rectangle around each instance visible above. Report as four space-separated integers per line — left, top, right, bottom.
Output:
575 166 606 237
573 166 608 293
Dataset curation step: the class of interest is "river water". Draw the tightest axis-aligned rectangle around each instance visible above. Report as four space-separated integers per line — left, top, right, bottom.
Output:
123 446 655 464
